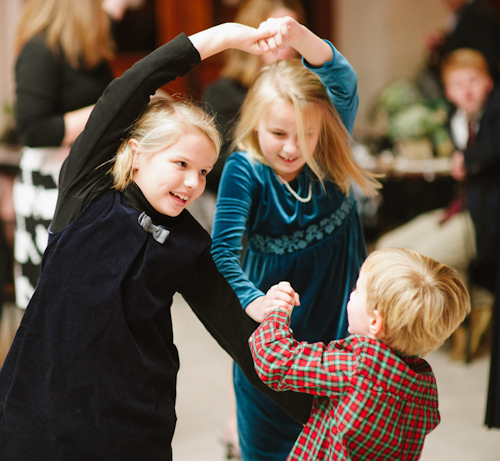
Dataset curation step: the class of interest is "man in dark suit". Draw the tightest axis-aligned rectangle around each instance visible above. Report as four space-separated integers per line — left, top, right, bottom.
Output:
426 0 500 85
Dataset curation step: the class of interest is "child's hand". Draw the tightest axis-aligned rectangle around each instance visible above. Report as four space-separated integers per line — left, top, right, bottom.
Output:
189 22 279 61
263 281 300 316
245 281 300 323
224 23 280 55
450 150 467 182
256 17 304 54
256 16 333 67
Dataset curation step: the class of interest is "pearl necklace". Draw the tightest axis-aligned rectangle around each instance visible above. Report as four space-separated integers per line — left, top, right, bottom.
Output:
277 175 312 203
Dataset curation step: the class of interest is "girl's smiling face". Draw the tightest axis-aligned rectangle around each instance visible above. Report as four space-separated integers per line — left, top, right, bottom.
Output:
131 131 217 217
255 102 321 182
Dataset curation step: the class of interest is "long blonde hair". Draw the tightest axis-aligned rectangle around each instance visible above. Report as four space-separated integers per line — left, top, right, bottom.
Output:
222 0 306 88
234 59 380 196
15 0 114 70
110 97 221 191
363 248 471 356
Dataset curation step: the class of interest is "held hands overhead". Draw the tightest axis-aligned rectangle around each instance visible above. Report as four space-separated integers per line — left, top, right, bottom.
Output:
189 16 329 64
256 16 305 55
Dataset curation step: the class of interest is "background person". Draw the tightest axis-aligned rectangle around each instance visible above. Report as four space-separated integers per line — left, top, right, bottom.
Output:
12 0 136 309
376 48 498 363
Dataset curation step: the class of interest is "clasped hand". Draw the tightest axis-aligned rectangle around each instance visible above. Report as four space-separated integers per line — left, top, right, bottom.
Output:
256 16 303 55
246 281 300 323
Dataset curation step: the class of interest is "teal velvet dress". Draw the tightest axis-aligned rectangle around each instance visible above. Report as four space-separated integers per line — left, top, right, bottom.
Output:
211 42 366 461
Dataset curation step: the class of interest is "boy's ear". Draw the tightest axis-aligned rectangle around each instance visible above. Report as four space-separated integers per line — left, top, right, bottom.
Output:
369 310 385 340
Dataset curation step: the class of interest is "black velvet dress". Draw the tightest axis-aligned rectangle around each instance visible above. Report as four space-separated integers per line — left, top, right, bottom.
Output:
0 34 312 460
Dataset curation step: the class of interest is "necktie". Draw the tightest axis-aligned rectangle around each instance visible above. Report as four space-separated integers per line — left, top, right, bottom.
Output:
440 117 476 224
467 119 477 148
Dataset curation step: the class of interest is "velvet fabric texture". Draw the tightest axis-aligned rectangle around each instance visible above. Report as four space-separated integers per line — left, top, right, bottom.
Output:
215 153 366 459
211 41 365 460
0 33 313 460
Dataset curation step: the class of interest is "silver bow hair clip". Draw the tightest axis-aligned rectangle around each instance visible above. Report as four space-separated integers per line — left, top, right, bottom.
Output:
138 212 170 244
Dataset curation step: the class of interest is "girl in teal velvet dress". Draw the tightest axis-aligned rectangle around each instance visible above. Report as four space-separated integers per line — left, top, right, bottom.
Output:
211 16 380 461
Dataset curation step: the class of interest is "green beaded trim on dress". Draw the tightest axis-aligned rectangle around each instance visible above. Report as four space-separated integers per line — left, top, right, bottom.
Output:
251 195 355 255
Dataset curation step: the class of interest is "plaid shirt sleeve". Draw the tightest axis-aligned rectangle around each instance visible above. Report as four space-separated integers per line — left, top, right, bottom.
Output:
249 309 357 397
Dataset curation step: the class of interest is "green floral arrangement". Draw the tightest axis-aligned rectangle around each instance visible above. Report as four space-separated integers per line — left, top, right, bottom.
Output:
389 104 444 141
378 80 422 116
371 80 453 157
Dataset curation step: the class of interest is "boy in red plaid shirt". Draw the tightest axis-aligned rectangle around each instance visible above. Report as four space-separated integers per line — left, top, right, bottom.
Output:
249 247 471 460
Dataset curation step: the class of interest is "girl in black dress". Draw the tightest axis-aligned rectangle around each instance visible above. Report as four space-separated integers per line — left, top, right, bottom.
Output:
0 22 312 460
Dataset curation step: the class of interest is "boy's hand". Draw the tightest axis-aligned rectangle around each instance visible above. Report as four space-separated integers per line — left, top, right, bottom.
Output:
450 150 467 182
245 282 300 323
263 281 300 316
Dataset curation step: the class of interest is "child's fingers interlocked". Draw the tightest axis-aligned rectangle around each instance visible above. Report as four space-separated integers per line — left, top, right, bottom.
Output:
264 281 300 314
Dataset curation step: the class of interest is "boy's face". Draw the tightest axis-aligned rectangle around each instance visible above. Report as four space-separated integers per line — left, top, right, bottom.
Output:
346 269 373 336
444 67 493 116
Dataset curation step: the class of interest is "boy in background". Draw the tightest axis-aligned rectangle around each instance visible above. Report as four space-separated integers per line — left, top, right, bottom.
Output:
376 48 499 362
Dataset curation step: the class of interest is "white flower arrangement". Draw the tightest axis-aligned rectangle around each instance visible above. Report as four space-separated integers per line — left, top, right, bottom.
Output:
389 104 443 141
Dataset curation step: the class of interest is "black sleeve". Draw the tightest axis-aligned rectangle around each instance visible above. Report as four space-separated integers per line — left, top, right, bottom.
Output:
465 94 500 177
203 78 247 193
51 33 201 232
179 250 313 425
15 37 66 147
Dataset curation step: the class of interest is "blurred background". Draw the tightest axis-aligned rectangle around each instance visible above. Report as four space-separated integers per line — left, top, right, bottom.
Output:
1 1 500 459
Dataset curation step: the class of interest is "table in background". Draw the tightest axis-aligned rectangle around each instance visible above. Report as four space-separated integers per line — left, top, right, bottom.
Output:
360 154 457 242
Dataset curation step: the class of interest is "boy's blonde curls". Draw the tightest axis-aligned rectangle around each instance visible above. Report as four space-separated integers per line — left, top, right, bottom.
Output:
362 248 471 356
110 96 221 191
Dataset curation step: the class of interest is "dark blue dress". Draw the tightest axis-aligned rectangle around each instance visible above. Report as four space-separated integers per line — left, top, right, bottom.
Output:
0 34 312 460
211 42 366 460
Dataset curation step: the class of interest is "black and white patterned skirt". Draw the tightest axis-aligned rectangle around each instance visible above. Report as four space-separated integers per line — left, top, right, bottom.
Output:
13 147 68 308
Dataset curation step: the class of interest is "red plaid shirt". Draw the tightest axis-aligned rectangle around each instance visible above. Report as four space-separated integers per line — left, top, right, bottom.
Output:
249 310 440 460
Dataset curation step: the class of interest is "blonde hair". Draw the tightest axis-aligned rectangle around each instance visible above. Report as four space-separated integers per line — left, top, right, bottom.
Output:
362 248 471 356
441 48 491 84
234 59 381 196
110 97 221 191
222 0 306 88
15 0 114 70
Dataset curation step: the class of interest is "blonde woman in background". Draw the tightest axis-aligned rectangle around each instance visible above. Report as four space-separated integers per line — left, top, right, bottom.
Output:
11 0 140 311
